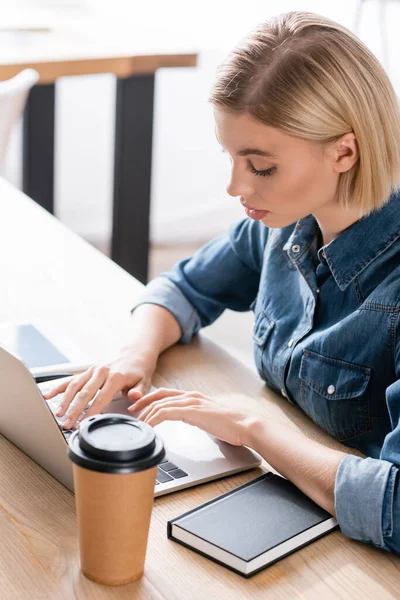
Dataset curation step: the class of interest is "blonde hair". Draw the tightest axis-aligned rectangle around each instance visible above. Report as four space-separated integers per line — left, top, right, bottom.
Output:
209 11 400 214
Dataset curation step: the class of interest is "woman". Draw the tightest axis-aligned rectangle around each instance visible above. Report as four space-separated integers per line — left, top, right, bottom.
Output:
45 12 400 553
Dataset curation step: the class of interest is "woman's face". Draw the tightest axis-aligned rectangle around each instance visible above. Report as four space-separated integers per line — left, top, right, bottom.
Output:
214 108 346 228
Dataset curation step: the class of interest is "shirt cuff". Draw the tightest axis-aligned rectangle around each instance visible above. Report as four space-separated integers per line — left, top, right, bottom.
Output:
334 454 397 547
131 276 202 344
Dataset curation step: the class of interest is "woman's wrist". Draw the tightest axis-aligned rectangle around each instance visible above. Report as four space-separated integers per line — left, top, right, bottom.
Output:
119 343 158 370
128 303 182 359
244 414 344 515
243 415 273 451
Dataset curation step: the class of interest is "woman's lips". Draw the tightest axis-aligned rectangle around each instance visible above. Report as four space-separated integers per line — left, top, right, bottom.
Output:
244 207 269 221
241 198 269 221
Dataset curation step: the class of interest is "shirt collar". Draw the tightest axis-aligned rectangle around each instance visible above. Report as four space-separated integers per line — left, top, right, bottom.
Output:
283 189 400 291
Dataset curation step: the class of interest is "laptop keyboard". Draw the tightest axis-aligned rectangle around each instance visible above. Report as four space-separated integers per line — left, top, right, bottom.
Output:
156 460 188 485
42 388 189 485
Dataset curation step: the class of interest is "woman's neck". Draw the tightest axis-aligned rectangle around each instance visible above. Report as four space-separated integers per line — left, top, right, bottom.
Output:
313 203 362 247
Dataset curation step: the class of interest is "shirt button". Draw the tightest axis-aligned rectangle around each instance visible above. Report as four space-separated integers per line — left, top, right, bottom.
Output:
316 288 320 294
292 244 301 254
288 338 294 348
281 388 287 398
327 385 336 395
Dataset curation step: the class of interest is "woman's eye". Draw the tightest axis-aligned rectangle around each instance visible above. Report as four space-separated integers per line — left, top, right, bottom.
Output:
249 165 276 177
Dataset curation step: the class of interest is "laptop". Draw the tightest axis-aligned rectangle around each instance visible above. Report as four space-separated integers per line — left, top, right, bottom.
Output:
0 345 263 497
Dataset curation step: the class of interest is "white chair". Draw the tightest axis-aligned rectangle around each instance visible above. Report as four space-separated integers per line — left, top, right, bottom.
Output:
0 68 39 165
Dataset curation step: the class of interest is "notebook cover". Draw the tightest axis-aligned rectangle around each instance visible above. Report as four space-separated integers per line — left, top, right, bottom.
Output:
167 472 338 578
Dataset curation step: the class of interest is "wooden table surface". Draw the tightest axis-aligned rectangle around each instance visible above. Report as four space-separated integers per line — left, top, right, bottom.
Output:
0 177 399 599
0 16 197 82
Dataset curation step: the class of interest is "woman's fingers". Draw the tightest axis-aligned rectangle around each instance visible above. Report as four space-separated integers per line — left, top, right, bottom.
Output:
56 367 108 425
138 394 202 422
52 368 95 413
140 401 248 447
143 406 200 428
80 374 132 423
126 379 150 401
42 375 76 399
128 387 197 412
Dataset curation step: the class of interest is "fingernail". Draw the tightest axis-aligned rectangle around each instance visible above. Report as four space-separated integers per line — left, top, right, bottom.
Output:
63 419 71 428
56 408 63 416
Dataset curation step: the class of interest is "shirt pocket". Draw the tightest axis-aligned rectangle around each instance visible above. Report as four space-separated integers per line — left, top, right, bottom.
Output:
299 349 372 442
252 308 275 380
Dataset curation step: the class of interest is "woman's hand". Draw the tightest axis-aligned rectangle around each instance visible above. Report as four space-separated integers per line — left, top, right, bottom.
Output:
43 351 156 430
128 388 259 447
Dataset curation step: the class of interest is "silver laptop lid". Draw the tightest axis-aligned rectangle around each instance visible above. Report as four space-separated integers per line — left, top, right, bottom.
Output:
0 345 75 490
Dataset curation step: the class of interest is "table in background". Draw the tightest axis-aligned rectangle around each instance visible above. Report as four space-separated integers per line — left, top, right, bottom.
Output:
0 19 197 283
0 177 399 599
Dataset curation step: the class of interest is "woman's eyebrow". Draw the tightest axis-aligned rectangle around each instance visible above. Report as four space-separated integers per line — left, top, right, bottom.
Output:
237 148 278 158
218 143 277 158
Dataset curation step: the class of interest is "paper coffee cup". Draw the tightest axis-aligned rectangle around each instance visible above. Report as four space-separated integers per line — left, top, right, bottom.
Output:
67 414 165 586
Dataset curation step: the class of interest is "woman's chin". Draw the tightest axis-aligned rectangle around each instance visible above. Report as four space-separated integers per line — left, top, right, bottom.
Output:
260 213 297 228
260 212 272 225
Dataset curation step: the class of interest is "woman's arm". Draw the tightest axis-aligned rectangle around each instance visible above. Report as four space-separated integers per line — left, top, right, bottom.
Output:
133 381 400 553
245 417 347 515
131 218 267 344
245 379 400 554
244 319 400 552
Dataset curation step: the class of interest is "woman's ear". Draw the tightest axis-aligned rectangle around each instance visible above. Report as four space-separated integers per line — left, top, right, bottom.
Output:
332 132 359 174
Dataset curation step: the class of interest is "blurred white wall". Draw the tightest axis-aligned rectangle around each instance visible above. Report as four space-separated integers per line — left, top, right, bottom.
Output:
3 0 400 246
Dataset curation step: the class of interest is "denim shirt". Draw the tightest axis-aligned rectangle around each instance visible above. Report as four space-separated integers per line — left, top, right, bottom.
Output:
133 189 400 554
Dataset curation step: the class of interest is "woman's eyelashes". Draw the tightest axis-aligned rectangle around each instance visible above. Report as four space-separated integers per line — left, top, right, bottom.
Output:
220 148 276 177
249 164 276 177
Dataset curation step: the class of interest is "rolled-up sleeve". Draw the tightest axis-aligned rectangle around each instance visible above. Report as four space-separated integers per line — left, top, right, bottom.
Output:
132 218 267 343
131 276 202 344
334 377 400 554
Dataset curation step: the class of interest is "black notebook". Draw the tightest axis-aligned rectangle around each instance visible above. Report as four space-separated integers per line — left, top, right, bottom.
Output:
167 472 338 577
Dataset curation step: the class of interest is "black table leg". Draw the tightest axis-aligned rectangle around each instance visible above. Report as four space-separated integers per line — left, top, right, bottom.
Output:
112 74 155 284
22 83 55 214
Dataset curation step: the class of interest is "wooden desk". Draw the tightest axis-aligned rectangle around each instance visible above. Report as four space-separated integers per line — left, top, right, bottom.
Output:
0 19 197 283
0 177 399 598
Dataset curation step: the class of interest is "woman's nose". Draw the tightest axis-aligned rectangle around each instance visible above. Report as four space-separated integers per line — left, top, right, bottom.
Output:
226 173 254 198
